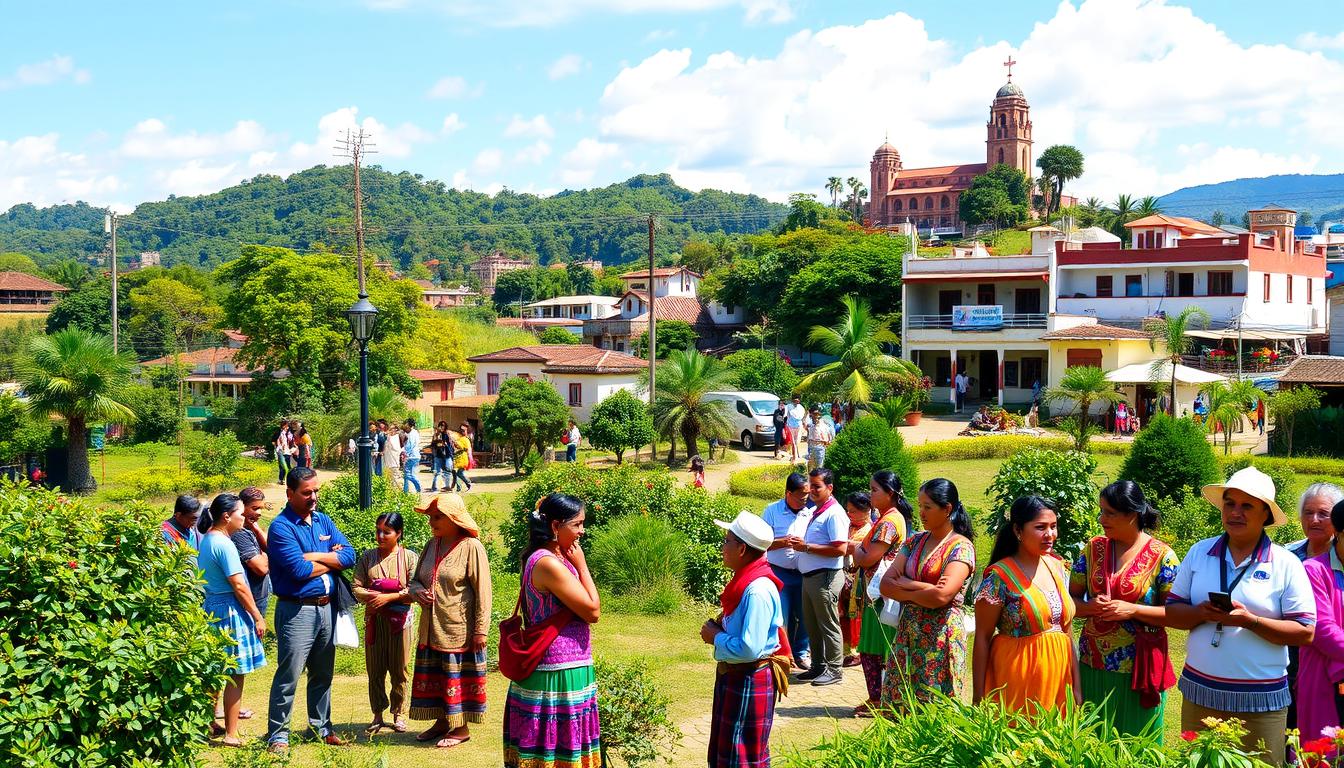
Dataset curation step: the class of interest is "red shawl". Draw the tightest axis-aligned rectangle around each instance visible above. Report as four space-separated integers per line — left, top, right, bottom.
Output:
720 557 792 663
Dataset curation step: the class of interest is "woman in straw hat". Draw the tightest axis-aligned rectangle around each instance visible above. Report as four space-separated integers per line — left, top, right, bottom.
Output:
407 493 493 749
1165 466 1317 766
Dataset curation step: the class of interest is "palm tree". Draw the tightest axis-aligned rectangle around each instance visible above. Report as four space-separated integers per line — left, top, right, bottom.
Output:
650 349 736 464
1035 144 1085 215
826 177 844 209
1043 365 1122 451
1202 378 1260 454
846 177 868 223
18 329 136 493
1105 194 1138 240
43 259 90 290
797 296 914 414
1136 195 1162 217
1145 306 1211 416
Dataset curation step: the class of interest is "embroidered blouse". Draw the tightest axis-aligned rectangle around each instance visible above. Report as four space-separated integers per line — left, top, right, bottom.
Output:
975 556 1075 637
1070 535 1179 673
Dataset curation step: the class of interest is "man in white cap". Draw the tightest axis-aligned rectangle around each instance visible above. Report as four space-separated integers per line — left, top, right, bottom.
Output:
701 511 790 768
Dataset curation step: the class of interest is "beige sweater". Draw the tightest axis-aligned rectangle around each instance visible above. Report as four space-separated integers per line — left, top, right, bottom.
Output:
409 536 493 651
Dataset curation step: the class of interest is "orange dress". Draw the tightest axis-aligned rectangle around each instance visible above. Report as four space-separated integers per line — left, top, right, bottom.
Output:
975 556 1076 712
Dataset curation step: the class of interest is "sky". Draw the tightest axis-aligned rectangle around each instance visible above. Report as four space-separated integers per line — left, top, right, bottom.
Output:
4 0 1344 212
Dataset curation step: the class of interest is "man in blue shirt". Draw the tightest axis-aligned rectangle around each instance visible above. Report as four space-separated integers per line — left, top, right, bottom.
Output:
265 467 356 752
761 473 813 670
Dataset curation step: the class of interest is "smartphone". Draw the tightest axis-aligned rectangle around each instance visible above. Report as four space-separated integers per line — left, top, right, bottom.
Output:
1208 591 1234 612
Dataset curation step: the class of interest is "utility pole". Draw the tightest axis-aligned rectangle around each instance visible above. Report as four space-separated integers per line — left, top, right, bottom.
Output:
104 212 119 352
647 214 656 406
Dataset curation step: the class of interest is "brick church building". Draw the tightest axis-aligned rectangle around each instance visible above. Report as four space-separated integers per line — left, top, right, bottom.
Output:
868 64 1034 233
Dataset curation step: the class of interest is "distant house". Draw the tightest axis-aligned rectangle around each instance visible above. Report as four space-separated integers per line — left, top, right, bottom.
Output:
470 251 530 296
0 271 68 312
467 344 645 421
140 346 263 403
1329 266 1344 355
416 280 477 309
406 369 472 418
583 266 744 352
1277 355 1344 407
130 251 162 271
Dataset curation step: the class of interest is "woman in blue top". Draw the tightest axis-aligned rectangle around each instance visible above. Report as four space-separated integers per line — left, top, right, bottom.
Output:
199 493 268 746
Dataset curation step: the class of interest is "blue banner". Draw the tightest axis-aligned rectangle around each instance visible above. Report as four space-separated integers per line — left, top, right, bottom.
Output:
952 305 1004 330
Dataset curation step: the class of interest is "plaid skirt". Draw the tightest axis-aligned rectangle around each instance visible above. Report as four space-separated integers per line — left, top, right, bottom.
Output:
409 647 488 725
204 594 265 675
709 664 775 768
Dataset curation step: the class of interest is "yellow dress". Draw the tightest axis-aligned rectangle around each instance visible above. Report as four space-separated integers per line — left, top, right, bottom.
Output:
975 555 1075 712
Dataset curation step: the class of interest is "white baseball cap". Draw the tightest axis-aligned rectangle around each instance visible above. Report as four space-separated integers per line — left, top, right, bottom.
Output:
715 511 773 552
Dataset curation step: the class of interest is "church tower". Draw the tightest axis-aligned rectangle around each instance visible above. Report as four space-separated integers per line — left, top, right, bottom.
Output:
986 57 1032 175
868 139 901 226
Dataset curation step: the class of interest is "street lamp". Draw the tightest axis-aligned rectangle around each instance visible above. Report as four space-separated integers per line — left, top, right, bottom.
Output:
347 294 380 510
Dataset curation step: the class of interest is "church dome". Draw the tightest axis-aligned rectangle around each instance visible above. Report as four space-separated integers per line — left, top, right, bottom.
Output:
996 81 1024 99
873 141 900 159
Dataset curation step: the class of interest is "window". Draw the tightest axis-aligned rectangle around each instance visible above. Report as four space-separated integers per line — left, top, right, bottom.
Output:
1208 271 1233 296
894 199 902 211
1125 275 1143 297
1287 274 1294 303
1095 275 1113 298
568 383 582 407
1020 357 1044 389
486 373 500 395
736 401 751 417
1155 232 1164 248
925 196 934 210
1066 349 1103 368
1177 273 1195 297
1308 278 1313 304
941 195 950 209
1015 288 1041 314
998 148 1005 164
1263 273 1271 302
910 197 918 210
1003 361 1020 388
625 299 632 312
938 290 960 315
725 304 736 314
977 283 996 306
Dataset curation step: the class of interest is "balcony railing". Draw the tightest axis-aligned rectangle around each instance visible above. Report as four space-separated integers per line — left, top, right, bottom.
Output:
1181 354 1297 375
907 313 1047 329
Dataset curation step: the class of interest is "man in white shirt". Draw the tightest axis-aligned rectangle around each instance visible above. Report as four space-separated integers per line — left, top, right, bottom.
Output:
954 371 968 413
785 396 806 462
761 472 813 670
787 468 848 686
804 407 835 470
399 419 422 493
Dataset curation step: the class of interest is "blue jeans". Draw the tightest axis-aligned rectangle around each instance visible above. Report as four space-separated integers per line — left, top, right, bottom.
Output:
770 564 810 660
402 458 421 492
566 443 577 462
430 456 451 489
267 600 336 745
453 467 472 491
373 454 382 476
808 445 826 469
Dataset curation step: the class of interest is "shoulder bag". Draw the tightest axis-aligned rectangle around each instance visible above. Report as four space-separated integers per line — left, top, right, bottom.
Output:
498 591 575 682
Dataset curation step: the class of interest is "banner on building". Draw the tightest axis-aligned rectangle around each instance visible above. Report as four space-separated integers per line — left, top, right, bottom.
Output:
952 305 1004 330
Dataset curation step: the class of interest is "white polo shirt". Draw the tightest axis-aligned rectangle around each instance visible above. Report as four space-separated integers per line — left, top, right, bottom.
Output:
761 499 813 571
796 498 847 574
1167 534 1316 712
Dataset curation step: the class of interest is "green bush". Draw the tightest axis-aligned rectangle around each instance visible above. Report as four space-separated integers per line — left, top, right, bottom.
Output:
319 472 430 555
825 415 918 501
1271 405 1344 458
1157 488 1222 559
103 459 275 503
908 435 1130 462
184 430 245 478
595 658 681 768
120 384 184 444
587 515 687 597
538 327 582 345
1219 452 1344 479
1220 456 1297 517
1119 414 1220 504
728 462 806 501
722 349 801 399
984 448 1100 561
585 389 657 465
0 482 232 766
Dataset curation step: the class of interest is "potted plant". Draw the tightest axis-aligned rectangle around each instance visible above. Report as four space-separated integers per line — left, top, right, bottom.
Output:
901 376 933 426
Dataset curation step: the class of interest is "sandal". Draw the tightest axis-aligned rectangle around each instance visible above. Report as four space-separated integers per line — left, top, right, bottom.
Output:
393 718 407 733
218 737 244 748
417 725 451 743
365 720 387 736
852 702 874 719
238 709 254 720
435 736 471 749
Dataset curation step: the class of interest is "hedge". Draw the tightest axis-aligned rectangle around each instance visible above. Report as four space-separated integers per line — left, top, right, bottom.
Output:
728 462 806 501
908 435 1130 462
826 415 919 501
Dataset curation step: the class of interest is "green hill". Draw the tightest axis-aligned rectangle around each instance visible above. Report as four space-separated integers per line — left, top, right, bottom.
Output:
1157 172 1344 224
0 168 786 274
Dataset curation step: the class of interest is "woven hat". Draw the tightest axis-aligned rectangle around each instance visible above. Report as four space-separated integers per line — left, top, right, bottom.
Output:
1202 466 1286 527
413 492 481 537
715 511 773 552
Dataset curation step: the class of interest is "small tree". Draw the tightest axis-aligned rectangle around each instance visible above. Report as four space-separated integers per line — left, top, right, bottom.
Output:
1202 378 1260 455
1119 413 1220 503
1270 385 1323 457
1146 307 1210 415
650 349 735 463
1044 365 1122 451
722 348 800 399
481 377 570 474
985 448 1100 560
586 390 656 465
539 327 582 345
824 415 919 502
634 319 698 359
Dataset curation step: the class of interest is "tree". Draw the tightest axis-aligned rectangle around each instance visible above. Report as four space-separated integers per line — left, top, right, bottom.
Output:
774 235 907 342
826 176 843 209
722 349 800 399
1202 378 1260 455
539 327 582 345
491 266 571 312
0 252 42 275
1270 385 1323 457
1105 194 1139 240
650 349 736 464
825 415 918 501
120 384 183 444
1043 365 1122 451
1136 196 1162 217
1300 211 1314 229
126 277 222 359
45 278 121 336
481 377 570 474
634 319 698 359
987 449 1100 560
679 240 719 275
984 164 1031 207
1209 210 1227 227
43 259 91 291
1145 306 1211 415
586 389 656 464
846 177 868 223
17 329 136 493
797 296 913 412
0 392 51 464
1120 413 1220 503
402 308 469 374
780 193 826 232
959 166 1029 228
567 261 598 294
1035 145 1085 215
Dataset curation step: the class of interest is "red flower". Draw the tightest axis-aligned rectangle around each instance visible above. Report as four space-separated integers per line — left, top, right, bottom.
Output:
67 561 78 570
1180 731 1198 742
1302 738 1336 755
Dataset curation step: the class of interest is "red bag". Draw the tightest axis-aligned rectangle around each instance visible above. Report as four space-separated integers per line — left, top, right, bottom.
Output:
560 432 570 444
497 593 574 682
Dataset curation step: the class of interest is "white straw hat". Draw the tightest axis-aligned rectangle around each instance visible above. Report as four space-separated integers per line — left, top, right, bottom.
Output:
1202 466 1286 527
715 511 773 552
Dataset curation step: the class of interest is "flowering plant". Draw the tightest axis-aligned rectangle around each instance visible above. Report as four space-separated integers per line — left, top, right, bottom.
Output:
1251 347 1280 363
1292 724 1344 767
1205 349 1231 360
1176 717 1274 768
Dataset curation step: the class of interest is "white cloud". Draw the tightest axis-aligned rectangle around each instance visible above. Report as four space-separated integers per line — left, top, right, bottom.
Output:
548 54 586 80
514 140 552 165
426 75 483 99
0 133 118 210
558 138 622 186
368 0 793 27
504 114 555 138
1297 30 1344 50
0 55 90 90
157 160 242 197
287 107 432 168
120 119 269 159
643 28 677 42
473 148 504 174
441 113 465 135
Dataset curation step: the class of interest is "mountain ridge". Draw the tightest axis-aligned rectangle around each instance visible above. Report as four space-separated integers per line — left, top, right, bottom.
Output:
1157 172 1344 224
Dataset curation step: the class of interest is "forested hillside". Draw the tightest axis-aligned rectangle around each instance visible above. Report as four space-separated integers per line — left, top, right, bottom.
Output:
0 168 786 277
1157 172 1344 223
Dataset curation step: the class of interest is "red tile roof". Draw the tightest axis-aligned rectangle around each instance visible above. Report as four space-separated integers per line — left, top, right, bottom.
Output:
1277 355 1344 385
468 345 644 373
1124 214 1225 237
407 369 466 381
1040 324 1152 340
222 330 248 342
0 271 69 292
141 346 255 371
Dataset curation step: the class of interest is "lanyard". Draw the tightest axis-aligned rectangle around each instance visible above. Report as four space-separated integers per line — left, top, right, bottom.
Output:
1212 533 1269 646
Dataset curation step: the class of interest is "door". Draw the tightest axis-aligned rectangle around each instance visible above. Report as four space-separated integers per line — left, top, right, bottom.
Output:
977 283 996 306
1015 288 1041 315
979 352 998 399
938 290 959 316
1177 272 1195 297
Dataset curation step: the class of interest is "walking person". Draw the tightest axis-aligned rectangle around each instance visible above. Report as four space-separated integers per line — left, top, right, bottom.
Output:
401 419 423 493
503 494 602 768
1070 481 1180 736
804 406 834 471
785 396 805 463
409 494 492 749
460 423 476 469
771 401 788 460
973 495 1081 713
380 419 401 485
954 370 968 413
273 420 292 484
703 511 791 768
1256 397 1267 436
293 424 312 468
566 420 581 463
789 468 848 686
264 467 356 752
690 455 706 489
762 472 813 671
199 493 267 747
353 512 419 736
451 428 473 492
371 420 385 477
880 478 976 710
850 471 912 717
429 422 453 492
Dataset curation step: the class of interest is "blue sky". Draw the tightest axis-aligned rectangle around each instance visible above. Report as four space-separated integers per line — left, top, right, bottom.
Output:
4 0 1344 211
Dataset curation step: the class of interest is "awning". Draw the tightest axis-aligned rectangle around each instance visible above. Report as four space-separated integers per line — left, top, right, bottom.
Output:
1106 360 1227 385
1186 329 1308 342
901 271 1048 282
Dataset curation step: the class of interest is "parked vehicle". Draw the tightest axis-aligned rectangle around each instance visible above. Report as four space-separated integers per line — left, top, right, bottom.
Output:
703 391 781 451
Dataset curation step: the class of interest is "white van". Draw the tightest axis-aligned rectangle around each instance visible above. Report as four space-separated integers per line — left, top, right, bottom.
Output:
703 391 781 451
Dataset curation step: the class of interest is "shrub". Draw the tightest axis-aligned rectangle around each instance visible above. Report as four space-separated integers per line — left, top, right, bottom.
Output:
1220 456 1297 516
908 435 1130 462
320 472 430 555
586 390 657 465
1119 414 1220 504
1270 405 1344 459
538 327 582 345
103 460 277 503
825 415 918 501
0 482 231 766
1224 453 1344 477
984 448 1100 561
1157 488 1221 559
587 515 687 596
596 658 681 768
184 429 245 478
728 462 806 501
722 349 801 399
121 384 184 444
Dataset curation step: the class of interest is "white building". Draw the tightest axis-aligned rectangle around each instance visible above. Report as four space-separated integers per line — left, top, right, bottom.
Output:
583 266 744 352
523 295 620 324
466 345 645 422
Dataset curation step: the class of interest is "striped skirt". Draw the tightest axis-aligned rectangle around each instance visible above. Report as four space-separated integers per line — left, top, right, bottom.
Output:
409 647 488 725
1080 665 1164 736
204 594 266 675
709 664 775 768
504 664 602 768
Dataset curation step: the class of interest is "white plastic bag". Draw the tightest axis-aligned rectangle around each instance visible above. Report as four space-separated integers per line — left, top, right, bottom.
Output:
334 610 359 648
864 558 903 627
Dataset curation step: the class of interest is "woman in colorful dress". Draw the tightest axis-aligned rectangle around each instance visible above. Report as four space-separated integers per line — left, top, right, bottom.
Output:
198 493 267 746
850 471 912 717
1287 483 1344 733
839 491 874 668
1298 496 1344 746
294 424 312 468
353 512 419 735
973 495 1081 712
880 478 976 709
408 493 492 749
1069 481 1179 735
504 493 602 768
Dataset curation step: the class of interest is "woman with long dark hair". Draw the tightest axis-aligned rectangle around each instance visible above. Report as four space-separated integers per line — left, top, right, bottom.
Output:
503 494 602 768
839 491 874 668
879 478 976 709
848 471 912 717
353 511 419 735
1069 481 1179 735
973 495 1080 712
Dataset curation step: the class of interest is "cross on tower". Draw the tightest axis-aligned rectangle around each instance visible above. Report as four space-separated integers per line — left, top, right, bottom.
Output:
1003 55 1017 80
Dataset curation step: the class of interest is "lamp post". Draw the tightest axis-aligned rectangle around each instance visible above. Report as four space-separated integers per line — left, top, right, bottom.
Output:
347 295 379 510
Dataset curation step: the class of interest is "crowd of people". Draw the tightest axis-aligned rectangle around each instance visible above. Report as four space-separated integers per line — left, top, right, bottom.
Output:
165 453 1344 767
